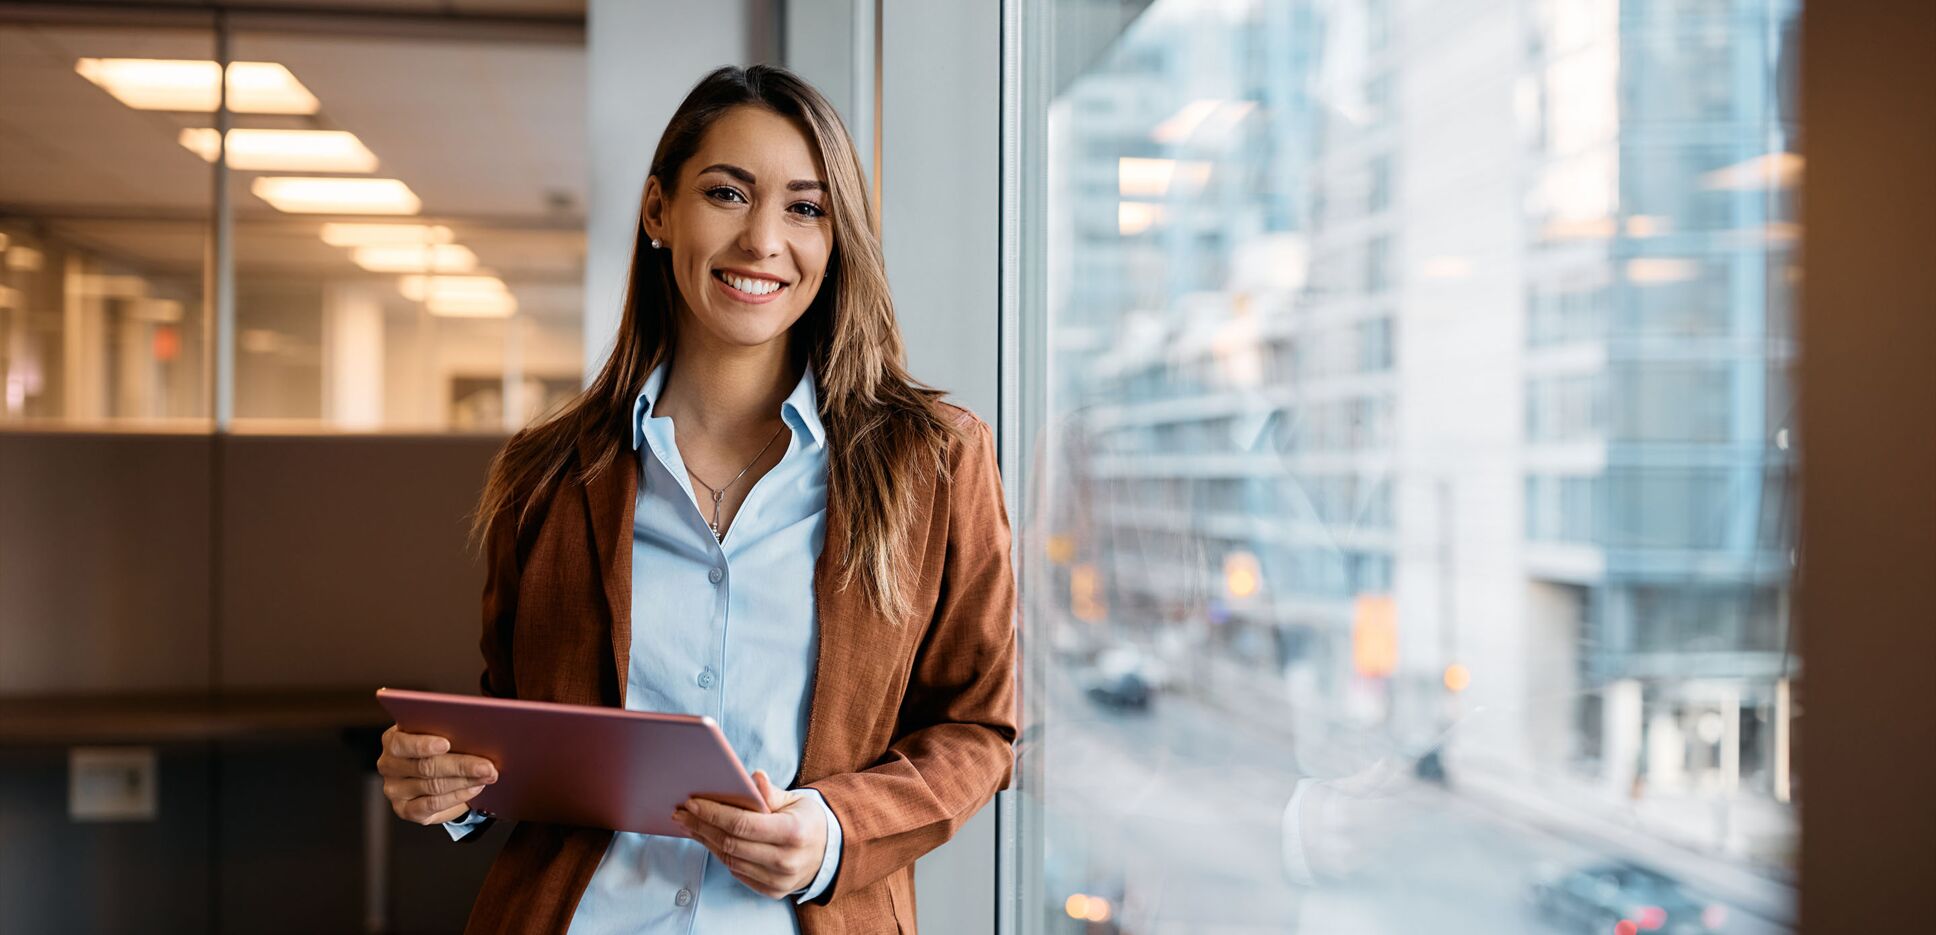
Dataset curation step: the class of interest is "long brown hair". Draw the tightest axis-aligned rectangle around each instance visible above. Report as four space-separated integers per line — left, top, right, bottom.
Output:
474 64 962 623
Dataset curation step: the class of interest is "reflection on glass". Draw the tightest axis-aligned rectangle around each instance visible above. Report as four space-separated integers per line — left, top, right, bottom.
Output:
227 31 584 431
0 20 585 433
1019 0 1800 932
0 23 216 425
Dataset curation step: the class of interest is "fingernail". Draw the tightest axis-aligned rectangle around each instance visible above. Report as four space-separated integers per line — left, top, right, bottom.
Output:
432 739 450 754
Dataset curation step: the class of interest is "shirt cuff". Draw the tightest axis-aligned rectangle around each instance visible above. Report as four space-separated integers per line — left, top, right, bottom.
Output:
442 807 492 842
791 787 843 903
1279 777 1319 887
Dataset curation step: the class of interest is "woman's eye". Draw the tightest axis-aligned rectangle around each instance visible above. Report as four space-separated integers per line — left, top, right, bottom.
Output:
790 202 826 218
706 186 747 204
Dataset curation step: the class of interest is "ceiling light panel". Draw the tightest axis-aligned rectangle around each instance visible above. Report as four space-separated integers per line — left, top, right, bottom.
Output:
75 58 320 114
179 129 379 172
251 177 422 215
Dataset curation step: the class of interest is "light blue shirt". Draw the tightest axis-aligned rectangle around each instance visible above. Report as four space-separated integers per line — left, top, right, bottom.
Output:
449 360 843 931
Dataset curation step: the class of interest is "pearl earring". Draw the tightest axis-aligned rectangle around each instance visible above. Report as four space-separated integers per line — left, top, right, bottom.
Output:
651 238 663 249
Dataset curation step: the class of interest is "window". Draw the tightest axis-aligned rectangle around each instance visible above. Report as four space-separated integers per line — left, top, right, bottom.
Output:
1011 0 1802 930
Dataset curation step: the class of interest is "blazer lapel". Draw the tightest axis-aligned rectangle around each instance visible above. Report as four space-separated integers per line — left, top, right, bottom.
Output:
578 436 638 707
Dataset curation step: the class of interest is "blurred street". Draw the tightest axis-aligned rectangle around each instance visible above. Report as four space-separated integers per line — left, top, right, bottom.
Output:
1040 671 1792 935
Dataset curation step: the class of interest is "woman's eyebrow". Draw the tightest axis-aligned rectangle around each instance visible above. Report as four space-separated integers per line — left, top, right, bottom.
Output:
697 163 756 184
696 163 825 193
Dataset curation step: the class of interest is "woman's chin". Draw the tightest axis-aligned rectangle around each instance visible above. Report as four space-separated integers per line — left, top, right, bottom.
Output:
694 313 797 351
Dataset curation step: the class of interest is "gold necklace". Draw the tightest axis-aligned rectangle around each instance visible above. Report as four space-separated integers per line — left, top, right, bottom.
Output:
686 423 788 541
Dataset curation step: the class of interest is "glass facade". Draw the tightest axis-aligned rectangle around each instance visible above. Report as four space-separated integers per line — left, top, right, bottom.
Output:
1013 0 1801 931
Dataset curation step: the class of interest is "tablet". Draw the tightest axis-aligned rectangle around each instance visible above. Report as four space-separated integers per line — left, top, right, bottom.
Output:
375 687 767 837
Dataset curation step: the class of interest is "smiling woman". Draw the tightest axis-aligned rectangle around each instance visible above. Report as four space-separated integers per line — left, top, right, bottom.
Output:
644 107 834 342
374 64 1018 935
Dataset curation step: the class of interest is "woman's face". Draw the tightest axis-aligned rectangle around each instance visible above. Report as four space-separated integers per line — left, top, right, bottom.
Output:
642 105 833 353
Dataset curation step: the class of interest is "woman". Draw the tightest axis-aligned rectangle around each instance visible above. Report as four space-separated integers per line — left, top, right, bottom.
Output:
374 64 1017 935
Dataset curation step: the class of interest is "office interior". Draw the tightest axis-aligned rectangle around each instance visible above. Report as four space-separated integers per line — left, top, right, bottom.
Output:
0 0 1929 932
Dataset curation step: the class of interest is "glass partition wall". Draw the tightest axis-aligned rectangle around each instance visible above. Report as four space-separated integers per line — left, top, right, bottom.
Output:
0 14 218 426
0 11 585 433
1008 0 1801 932
0 8 585 931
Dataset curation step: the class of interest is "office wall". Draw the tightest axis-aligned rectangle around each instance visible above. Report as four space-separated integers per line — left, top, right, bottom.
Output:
0 433 500 696
0 430 507 932
0 433 213 694
219 435 499 694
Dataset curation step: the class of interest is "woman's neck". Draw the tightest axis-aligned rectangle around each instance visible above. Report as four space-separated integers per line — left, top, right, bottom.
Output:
657 331 798 438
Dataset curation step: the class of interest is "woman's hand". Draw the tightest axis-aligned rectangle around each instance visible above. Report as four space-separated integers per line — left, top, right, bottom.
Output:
673 770 827 899
376 724 499 825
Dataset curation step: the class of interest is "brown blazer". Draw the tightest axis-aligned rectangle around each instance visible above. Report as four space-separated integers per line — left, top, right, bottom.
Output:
461 404 1017 934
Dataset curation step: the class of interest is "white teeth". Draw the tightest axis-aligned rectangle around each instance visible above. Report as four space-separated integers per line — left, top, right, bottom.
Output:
723 273 782 296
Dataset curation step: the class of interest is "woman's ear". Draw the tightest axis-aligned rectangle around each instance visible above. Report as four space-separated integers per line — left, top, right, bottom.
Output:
640 175 668 245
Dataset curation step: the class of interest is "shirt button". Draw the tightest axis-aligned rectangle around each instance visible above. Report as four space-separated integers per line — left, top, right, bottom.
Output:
697 667 716 689
674 887 693 907
708 567 724 584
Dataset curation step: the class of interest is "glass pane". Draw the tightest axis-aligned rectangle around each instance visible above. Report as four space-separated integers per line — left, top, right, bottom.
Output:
1014 0 1801 932
0 19 215 426
227 29 585 431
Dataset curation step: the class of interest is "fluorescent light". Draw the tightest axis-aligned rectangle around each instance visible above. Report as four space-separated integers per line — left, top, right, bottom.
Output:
1151 99 1256 146
1118 157 1209 198
351 243 478 273
398 275 517 318
1120 158 1175 197
5 245 42 272
75 58 319 114
1624 215 1671 238
1118 202 1164 236
1626 258 1700 284
399 274 504 301
1702 152 1803 191
251 177 421 215
1152 100 1225 143
320 223 453 247
427 292 518 318
179 128 377 172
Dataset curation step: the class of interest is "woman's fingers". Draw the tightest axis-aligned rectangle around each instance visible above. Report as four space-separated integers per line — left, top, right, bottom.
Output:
405 783 486 824
384 726 451 759
676 809 790 868
411 753 497 783
421 801 476 826
751 769 796 811
678 796 800 847
375 725 499 826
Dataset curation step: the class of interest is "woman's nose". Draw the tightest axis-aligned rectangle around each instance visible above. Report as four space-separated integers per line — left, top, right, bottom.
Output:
737 205 785 258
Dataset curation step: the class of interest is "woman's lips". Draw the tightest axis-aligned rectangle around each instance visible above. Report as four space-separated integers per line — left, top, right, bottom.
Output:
712 270 788 305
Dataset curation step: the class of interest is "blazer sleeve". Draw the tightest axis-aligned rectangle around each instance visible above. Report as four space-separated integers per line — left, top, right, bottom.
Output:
805 416 1020 902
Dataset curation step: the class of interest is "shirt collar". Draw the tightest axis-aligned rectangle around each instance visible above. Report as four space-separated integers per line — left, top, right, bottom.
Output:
630 361 826 451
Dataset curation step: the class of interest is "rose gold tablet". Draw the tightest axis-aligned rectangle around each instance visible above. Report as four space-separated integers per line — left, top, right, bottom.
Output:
375 687 767 837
